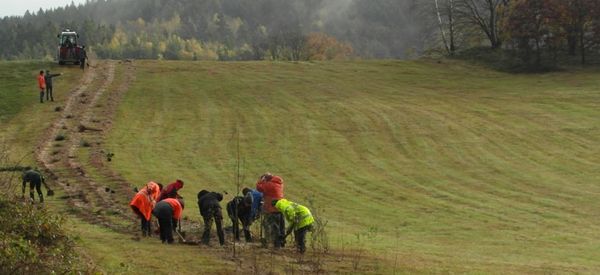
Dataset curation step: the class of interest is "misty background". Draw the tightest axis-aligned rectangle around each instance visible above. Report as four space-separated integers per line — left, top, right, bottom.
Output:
0 0 433 60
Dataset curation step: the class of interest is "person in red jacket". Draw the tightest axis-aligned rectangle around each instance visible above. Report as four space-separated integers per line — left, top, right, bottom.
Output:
158 179 184 201
37 70 46 103
152 198 184 244
129 181 163 236
256 173 285 248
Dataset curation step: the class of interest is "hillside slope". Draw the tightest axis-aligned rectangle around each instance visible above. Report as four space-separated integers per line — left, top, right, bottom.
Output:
104 60 600 273
2 59 600 273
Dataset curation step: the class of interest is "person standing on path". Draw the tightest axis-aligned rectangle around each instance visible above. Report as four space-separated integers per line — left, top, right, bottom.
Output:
80 46 87 70
44 70 62 102
37 70 46 103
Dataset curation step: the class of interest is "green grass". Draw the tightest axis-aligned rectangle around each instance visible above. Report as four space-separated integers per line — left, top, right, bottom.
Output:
105 59 600 272
0 61 83 163
2 59 600 273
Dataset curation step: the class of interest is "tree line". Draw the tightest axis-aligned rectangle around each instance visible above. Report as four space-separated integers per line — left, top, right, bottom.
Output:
0 0 425 61
430 0 600 66
2 0 598 66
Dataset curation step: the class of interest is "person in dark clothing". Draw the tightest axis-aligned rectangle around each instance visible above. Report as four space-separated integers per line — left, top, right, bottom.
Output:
198 190 224 246
80 46 87 70
152 198 184 244
44 70 61 102
226 195 253 242
22 168 49 203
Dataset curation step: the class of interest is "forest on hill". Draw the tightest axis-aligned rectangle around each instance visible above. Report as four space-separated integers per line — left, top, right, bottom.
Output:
0 0 428 61
2 0 600 66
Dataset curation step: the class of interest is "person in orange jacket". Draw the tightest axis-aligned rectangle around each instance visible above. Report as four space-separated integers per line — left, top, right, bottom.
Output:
37 70 46 103
129 181 163 236
152 198 184 244
256 173 285 248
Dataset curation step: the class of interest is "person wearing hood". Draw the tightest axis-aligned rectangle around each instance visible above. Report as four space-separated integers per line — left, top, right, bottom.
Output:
22 167 51 203
242 187 263 222
226 194 253 242
198 190 224 246
158 179 184 201
256 173 285 248
129 181 163 236
152 197 184 244
44 70 61 102
272 199 315 254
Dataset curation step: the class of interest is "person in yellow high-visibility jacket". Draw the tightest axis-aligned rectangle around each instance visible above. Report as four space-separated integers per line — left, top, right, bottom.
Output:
272 199 315 253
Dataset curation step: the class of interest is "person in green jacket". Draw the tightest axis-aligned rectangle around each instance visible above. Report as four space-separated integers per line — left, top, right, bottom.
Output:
272 199 315 253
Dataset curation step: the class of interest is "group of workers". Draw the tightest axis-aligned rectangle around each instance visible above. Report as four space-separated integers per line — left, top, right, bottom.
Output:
129 173 315 254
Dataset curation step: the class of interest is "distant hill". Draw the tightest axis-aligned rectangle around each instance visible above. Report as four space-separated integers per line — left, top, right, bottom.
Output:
0 0 429 61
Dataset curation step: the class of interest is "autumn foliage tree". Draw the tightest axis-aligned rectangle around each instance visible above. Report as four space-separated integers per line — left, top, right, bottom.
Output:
501 0 600 66
555 0 600 64
305 33 354 61
502 0 561 65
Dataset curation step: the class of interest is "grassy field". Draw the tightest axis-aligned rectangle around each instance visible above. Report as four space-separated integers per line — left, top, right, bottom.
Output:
0 61 83 164
101 59 600 272
2 59 600 273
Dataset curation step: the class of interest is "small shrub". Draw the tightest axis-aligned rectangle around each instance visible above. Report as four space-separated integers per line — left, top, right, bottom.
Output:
0 199 84 273
80 140 91 147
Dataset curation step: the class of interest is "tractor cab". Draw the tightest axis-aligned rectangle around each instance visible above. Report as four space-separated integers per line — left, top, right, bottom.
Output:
57 29 83 65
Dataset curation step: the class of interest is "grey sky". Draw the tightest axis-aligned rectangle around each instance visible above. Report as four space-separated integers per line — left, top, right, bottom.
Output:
1 0 88 17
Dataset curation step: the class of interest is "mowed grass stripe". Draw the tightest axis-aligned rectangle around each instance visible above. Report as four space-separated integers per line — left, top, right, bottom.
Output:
106 60 600 271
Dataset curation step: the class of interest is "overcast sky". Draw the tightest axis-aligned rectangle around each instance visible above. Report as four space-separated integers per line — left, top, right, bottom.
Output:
1 0 88 17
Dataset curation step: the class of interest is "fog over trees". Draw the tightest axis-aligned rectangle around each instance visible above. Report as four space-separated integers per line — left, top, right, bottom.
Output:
0 0 431 60
3 0 599 65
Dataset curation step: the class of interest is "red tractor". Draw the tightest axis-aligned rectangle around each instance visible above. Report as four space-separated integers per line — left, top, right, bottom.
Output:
57 29 84 65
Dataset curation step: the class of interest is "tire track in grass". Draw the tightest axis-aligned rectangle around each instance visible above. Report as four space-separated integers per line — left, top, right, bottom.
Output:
36 60 134 233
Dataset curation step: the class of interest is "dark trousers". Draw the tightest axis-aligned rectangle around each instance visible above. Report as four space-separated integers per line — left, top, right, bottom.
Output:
262 212 285 248
295 225 312 254
23 180 43 202
153 203 174 243
132 206 152 236
46 86 54 101
40 90 44 103
202 208 224 245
